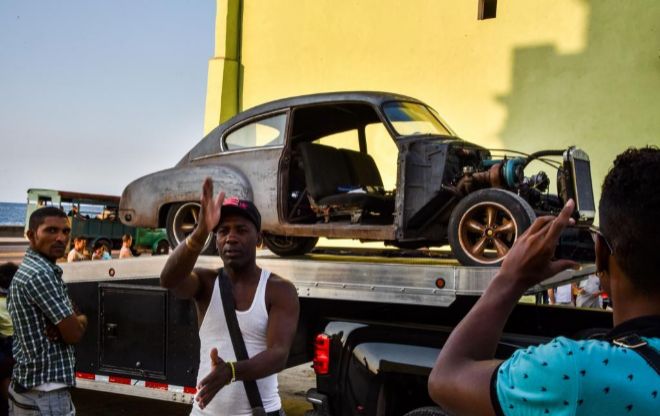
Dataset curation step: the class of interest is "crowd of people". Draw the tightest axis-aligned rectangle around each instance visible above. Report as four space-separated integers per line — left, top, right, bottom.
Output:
1 147 658 415
546 273 608 309
64 234 134 263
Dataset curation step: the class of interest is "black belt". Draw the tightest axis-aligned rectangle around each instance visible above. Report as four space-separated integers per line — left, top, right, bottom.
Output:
266 410 282 416
8 392 40 411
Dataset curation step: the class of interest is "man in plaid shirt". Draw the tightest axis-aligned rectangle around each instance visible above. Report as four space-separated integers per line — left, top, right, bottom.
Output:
8 207 88 415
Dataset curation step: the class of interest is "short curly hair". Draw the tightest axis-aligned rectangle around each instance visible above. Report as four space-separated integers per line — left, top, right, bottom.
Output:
599 146 660 292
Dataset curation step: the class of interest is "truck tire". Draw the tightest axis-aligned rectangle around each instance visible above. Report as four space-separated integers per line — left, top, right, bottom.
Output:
402 406 450 416
166 202 216 255
153 240 170 255
448 189 535 266
263 234 318 256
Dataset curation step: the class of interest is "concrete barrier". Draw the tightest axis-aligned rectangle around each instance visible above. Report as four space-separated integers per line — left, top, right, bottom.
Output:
0 225 24 238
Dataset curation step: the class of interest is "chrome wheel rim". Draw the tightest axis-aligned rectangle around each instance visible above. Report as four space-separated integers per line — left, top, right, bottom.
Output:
172 202 213 251
458 201 518 264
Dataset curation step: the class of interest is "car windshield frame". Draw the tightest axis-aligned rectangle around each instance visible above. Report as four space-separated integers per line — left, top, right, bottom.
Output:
382 101 454 138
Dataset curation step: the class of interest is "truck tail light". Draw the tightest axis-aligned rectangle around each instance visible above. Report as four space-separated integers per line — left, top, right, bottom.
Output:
313 333 330 375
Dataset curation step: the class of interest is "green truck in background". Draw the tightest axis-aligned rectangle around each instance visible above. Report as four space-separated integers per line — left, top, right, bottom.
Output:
25 189 169 256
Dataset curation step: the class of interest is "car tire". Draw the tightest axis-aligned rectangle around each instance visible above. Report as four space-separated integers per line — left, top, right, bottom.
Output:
262 234 318 256
154 240 170 255
165 202 216 255
402 406 450 416
448 189 536 267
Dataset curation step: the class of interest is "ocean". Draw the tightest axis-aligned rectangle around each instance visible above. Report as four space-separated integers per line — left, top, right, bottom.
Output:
0 202 27 225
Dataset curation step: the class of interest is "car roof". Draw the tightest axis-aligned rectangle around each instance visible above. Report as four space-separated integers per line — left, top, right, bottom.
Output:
223 91 426 127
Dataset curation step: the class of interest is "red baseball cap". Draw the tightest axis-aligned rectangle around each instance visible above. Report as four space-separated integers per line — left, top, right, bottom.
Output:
219 196 261 231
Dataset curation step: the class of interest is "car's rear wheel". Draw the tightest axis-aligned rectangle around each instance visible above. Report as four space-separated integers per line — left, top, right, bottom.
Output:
448 189 536 266
166 202 215 254
263 234 318 256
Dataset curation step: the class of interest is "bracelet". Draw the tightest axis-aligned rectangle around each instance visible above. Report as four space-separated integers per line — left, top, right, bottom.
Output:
185 236 203 251
227 361 236 383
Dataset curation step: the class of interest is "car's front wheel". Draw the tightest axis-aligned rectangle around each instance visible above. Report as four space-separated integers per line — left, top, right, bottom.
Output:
166 202 216 254
448 189 535 266
262 234 318 256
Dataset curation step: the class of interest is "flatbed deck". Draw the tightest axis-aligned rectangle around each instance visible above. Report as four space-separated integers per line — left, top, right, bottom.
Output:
61 250 594 308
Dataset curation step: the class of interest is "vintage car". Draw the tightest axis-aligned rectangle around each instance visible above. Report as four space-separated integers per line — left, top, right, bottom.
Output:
119 92 595 266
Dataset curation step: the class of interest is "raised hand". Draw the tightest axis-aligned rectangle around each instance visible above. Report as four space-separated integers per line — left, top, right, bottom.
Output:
498 199 580 290
197 177 225 236
195 347 231 409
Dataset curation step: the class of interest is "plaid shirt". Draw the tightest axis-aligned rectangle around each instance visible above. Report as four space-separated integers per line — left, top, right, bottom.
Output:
8 248 75 388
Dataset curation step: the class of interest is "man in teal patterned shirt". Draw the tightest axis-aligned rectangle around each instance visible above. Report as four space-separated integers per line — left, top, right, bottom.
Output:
8 207 88 415
429 147 660 415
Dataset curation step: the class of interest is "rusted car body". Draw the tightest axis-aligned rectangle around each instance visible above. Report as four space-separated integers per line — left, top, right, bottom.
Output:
119 92 595 265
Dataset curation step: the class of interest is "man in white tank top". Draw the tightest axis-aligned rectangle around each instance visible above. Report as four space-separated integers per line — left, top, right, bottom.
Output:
160 178 300 416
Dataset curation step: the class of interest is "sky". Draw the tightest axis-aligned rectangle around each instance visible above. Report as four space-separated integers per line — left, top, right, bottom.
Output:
0 1 216 203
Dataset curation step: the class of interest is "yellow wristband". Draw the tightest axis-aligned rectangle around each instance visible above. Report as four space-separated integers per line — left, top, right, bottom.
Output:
227 361 236 383
185 236 203 251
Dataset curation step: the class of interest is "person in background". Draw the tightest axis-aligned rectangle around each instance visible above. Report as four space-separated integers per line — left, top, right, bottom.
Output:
428 147 660 415
0 263 17 416
8 206 88 415
91 242 111 261
66 237 87 263
118 234 133 259
576 273 603 308
548 283 574 306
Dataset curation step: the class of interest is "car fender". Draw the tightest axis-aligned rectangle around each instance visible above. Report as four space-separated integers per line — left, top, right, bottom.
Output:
119 164 252 228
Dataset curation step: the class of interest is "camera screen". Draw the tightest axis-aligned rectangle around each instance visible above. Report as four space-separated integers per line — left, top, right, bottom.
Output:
574 159 595 212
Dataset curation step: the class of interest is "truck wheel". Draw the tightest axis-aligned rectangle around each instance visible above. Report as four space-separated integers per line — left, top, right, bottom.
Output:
166 202 216 254
154 240 170 255
263 234 318 256
403 406 450 416
448 189 535 266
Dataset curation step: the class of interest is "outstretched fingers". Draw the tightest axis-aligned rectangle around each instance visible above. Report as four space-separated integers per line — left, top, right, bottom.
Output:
544 199 575 245
196 348 227 409
524 215 555 237
201 177 213 204
214 191 225 217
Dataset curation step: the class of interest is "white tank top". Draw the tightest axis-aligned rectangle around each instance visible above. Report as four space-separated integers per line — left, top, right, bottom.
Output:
555 284 573 304
190 269 281 416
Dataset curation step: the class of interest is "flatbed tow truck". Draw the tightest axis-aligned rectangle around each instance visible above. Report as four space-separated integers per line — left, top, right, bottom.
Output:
62 250 612 415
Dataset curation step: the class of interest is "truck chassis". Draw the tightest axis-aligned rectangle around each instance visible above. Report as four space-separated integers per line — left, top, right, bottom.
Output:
63 253 611 414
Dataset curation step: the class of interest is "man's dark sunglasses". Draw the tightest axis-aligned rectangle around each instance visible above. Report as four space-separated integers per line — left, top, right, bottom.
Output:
588 225 614 254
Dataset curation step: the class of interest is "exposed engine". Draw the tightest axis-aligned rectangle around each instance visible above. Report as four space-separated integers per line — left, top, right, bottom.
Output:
445 145 567 215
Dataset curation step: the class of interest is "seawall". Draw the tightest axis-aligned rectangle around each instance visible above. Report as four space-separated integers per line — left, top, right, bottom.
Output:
0 225 24 238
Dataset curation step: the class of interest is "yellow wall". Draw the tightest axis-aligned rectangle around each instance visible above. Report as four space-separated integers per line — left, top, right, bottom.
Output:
206 0 660 217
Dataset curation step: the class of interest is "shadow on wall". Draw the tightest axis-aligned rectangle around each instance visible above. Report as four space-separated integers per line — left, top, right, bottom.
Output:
497 0 660 203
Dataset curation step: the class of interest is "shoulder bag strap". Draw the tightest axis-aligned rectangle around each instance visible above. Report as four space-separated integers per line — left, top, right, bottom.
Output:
610 334 660 376
218 268 265 412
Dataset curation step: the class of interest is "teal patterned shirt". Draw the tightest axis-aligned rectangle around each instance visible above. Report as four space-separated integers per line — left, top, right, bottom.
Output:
493 318 660 415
